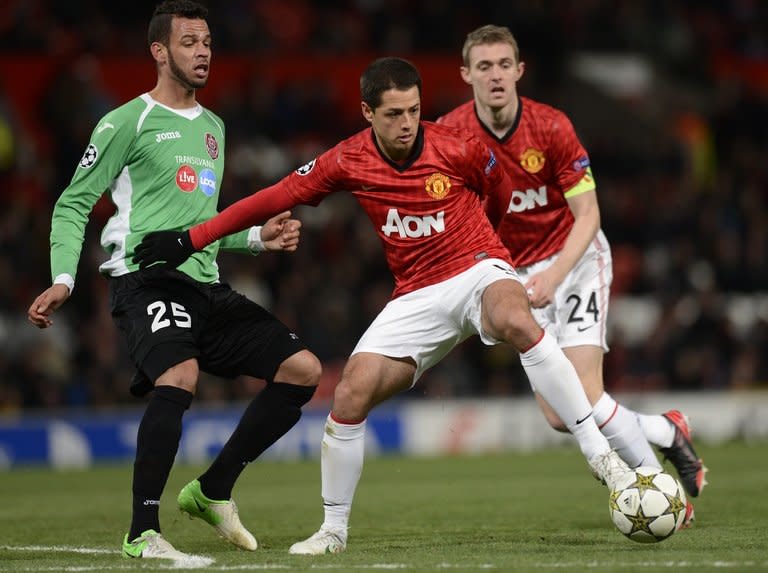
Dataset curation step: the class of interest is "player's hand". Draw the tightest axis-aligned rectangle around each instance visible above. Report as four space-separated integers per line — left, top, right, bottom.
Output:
261 210 302 252
524 269 562 309
133 230 195 270
27 284 70 328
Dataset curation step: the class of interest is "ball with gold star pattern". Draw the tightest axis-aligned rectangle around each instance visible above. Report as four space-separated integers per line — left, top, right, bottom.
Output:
609 466 688 543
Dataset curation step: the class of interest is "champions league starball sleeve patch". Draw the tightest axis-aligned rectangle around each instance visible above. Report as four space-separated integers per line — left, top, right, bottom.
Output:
79 144 99 168
295 158 316 176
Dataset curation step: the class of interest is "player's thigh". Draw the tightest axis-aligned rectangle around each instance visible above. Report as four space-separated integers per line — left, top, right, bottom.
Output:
200 285 309 382
333 352 415 421
109 272 202 383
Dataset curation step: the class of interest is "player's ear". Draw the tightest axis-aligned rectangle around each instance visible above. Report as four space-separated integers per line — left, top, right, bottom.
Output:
361 101 374 124
150 41 167 64
516 61 526 81
460 66 472 85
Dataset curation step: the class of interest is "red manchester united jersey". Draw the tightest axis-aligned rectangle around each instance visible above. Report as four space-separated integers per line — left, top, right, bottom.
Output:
194 121 513 298
438 97 594 267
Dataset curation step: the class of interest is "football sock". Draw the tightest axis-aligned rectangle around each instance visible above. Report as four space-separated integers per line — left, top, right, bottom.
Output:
199 382 316 500
593 393 661 469
636 413 675 448
320 414 366 535
520 332 610 461
129 385 193 540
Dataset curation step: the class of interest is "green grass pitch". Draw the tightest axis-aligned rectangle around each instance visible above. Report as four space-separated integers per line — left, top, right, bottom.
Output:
1 442 766 572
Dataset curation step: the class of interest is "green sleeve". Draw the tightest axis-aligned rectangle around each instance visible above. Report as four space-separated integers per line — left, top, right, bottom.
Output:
219 228 254 254
50 114 135 281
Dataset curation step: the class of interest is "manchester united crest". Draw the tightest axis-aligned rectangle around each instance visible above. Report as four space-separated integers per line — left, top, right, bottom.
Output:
205 132 219 160
425 172 451 199
520 148 545 173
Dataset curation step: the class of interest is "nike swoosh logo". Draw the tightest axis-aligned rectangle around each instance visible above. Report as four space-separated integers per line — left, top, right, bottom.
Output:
177 237 184 246
576 323 596 332
575 412 592 425
361 185 376 191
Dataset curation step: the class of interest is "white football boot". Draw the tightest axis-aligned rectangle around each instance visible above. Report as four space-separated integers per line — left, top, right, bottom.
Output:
289 525 347 555
589 449 632 490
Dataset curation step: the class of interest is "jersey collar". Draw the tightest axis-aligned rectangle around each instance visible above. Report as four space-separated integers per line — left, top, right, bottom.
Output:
474 96 522 143
370 125 425 172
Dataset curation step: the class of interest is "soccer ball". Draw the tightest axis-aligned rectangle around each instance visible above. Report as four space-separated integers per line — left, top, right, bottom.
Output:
609 466 687 543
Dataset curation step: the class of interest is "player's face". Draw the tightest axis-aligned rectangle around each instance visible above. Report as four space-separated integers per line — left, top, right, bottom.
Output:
165 17 211 90
461 42 524 111
362 86 421 162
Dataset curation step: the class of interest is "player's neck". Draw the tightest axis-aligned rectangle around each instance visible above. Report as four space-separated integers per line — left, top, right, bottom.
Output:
476 97 518 138
148 80 198 110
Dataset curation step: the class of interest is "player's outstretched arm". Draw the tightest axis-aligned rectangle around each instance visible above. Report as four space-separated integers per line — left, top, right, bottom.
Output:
27 284 71 328
133 182 302 269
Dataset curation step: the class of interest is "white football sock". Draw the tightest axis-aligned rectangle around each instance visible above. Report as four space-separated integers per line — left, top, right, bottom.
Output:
320 414 366 536
593 393 661 469
520 332 610 461
636 413 675 448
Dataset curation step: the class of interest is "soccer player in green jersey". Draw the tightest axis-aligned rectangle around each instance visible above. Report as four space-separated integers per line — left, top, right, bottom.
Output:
27 1 321 564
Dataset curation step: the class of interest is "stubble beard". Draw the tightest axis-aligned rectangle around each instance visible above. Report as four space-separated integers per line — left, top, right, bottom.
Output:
168 49 207 91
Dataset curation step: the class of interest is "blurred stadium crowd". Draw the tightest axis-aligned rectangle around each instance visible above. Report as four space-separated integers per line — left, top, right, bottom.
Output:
0 0 766 410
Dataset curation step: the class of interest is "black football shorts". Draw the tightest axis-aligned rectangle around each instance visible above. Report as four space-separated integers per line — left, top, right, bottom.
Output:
109 268 307 383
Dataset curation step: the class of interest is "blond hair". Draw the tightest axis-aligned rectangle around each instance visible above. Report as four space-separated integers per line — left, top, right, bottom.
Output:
462 25 520 66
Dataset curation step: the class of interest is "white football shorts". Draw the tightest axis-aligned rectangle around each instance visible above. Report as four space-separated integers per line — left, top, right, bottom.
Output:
515 229 612 351
352 258 522 385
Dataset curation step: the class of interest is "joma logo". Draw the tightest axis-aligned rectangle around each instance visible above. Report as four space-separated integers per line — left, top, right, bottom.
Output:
156 131 182 143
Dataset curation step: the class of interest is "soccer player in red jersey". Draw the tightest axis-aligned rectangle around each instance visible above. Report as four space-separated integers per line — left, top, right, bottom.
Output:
438 25 707 512
135 57 633 554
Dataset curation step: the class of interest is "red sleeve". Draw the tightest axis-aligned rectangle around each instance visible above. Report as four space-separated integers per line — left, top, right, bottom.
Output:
190 148 342 249
190 182 296 249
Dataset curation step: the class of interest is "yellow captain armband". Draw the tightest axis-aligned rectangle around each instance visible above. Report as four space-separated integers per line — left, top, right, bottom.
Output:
563 167 596 199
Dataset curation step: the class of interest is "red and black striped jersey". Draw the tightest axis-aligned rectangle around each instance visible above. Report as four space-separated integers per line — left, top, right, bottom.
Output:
438 97 594 267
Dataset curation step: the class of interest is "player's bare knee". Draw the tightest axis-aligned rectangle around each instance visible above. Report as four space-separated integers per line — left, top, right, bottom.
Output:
497 308 540 350
333 379 372 420
156 359 199 393
276 350 322 387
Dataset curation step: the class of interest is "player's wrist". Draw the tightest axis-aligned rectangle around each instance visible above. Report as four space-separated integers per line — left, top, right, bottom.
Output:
247 226 265 252
53 273 75 295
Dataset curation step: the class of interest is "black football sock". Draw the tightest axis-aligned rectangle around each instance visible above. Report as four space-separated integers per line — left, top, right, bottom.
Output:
129 385 193 541
199 382 316 500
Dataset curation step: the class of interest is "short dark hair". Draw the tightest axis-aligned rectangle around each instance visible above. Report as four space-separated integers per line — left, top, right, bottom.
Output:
360 57 422 110
148 0 208 47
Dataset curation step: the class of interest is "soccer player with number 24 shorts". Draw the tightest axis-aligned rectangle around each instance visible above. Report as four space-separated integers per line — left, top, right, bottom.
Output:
135 57 633 555
438 25 707 518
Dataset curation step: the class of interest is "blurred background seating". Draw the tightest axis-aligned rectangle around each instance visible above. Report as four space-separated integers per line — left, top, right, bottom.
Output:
0 0 766 411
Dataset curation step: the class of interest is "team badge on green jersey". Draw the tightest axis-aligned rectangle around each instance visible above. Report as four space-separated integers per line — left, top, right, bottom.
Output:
205 133 219 159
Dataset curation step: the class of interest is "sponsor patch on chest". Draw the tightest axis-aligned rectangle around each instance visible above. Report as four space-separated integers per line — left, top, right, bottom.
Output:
156 130 182 143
